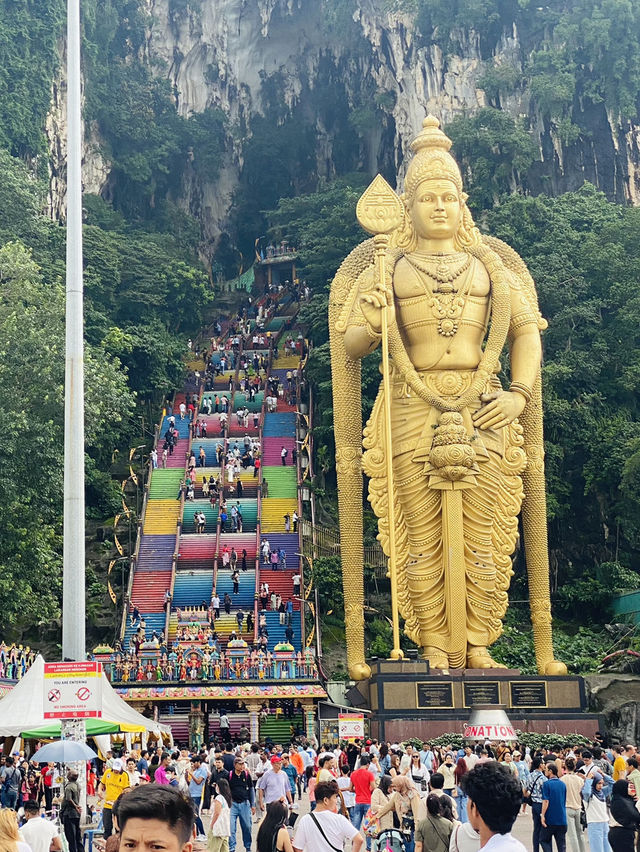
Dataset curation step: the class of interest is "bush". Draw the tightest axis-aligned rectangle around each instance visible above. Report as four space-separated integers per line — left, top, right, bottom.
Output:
423 732 592 750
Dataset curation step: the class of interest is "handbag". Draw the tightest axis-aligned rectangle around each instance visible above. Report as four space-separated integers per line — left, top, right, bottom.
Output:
400 814 414 837
363 807 381 837
580 802 588 831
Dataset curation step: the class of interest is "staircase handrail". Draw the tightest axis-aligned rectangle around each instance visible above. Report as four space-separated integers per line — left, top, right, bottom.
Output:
254 473 262 646
119 394 172 643
168 384 203 638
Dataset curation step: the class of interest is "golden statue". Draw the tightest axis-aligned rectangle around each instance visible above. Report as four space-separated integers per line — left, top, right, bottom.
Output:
329 116 567 679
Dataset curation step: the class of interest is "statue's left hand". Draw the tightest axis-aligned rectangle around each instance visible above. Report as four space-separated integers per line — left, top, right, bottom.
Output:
473 391 526 431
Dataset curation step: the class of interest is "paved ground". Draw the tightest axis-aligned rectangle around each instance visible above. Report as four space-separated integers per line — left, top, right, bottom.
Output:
198 793 547 852
93 792 577 852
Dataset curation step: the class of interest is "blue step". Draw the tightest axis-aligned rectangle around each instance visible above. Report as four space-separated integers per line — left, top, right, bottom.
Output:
123 613 166 649
263 413 296 438
191 438 227 466
263 611 302 649
173 571 214 607
215 570 256 609
161 415 191 438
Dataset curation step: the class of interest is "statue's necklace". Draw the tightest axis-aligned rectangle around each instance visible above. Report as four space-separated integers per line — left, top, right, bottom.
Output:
406 253 475 337
406 251 471 283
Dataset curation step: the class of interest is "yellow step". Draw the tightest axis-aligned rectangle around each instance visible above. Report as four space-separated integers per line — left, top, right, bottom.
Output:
143 499 181 534
273 355 299 369
260 498 298 533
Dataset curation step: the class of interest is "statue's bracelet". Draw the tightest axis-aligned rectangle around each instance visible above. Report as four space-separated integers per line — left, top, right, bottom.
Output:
365 324 383 340
509 382 532 403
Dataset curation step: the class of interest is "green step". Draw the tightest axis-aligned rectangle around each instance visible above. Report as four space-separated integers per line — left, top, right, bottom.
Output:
261 467 297 498
234 392 264 413
182 500 260 532
182 499 219 532
148 469 185 500
259 713 304 742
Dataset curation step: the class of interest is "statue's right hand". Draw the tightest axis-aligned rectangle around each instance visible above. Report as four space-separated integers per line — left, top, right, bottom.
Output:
358 267 394 333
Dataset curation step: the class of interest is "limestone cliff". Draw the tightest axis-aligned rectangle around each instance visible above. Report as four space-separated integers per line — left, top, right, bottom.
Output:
51 0 640 240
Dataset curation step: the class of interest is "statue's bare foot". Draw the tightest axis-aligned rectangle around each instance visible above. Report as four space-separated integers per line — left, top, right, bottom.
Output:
421 646 449 672
544 660 568 676
466 646 505 669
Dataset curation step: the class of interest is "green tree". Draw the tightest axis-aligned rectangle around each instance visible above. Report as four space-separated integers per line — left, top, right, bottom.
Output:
0 241 135 636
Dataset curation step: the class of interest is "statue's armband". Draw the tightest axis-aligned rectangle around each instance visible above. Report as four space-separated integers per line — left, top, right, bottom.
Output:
507 270 541 337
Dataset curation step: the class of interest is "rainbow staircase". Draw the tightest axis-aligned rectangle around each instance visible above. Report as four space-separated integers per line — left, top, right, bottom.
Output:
122 295 309 674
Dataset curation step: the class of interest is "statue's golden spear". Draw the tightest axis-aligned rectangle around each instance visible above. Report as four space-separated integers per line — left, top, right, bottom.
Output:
356 175 405 661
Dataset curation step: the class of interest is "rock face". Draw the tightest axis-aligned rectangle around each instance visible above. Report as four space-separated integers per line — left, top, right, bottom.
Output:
51 0 640 237
585 674 640 743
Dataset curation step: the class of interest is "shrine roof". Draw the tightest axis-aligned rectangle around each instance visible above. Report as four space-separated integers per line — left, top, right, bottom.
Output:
114 680 327 701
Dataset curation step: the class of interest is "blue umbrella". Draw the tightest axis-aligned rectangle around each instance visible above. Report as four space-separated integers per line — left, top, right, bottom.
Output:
34 740 97 764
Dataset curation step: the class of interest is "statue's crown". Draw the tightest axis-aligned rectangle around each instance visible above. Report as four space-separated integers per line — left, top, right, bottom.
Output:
404 114 463 199
410 115 453 154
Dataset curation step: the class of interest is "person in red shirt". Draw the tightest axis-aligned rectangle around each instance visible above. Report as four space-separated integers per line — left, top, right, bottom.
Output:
350 755 376 849
40 762 56 811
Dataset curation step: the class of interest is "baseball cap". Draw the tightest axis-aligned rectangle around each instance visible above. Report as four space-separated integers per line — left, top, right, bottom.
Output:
112 758 124 771
270 755 282 764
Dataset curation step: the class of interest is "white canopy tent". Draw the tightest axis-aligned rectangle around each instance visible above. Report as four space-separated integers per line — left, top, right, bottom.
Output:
0 655 170 742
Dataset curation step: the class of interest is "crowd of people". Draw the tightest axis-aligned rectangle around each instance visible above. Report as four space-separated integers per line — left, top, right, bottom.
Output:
8 730 640 852
0 736 533 852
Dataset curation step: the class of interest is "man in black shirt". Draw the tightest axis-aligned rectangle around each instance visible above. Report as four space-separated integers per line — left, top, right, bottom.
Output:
222 745 236 774
208 755 228 797
229 757 255 852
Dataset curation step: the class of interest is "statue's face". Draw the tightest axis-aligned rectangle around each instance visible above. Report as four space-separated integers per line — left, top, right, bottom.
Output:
410 178 461 242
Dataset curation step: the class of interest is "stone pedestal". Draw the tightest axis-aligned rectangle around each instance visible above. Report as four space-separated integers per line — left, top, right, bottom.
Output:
349 660 601 741
247 702 261 743
301 701 316 741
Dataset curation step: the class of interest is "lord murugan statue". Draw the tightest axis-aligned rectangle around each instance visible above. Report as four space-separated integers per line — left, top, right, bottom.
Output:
330 116 566 679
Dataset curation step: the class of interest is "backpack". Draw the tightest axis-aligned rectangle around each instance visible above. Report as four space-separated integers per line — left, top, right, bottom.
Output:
3 768 20 791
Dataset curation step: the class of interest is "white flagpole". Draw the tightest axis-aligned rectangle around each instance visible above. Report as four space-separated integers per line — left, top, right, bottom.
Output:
62 0 86 663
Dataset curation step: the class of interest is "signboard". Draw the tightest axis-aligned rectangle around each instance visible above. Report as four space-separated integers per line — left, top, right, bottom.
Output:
416 682 454 709
338 713 365 739
464 681 500 707
509 681 548 708
43 662 103 719
463 721 517 740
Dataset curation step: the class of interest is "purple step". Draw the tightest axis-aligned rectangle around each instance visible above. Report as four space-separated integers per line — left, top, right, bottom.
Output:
136 534 176 571
259 533 300 567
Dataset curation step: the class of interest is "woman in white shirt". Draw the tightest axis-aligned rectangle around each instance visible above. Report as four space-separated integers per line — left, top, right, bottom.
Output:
583 775 610 852
408 754 430 796
337 765 356 819
208 777 232 852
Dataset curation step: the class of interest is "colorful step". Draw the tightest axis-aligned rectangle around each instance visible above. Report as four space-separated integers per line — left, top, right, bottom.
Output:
182 499 219 533
263 412 296 438
173 570 214 607
148 469 185 500
143 499 181 535
260 498 298 533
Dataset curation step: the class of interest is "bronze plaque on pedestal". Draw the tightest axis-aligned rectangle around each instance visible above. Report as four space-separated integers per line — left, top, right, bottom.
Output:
416 681 454 709
464 681 500 707
510 681 548 708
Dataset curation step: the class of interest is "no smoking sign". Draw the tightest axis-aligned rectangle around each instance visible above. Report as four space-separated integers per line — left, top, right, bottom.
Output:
44 662 102 719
